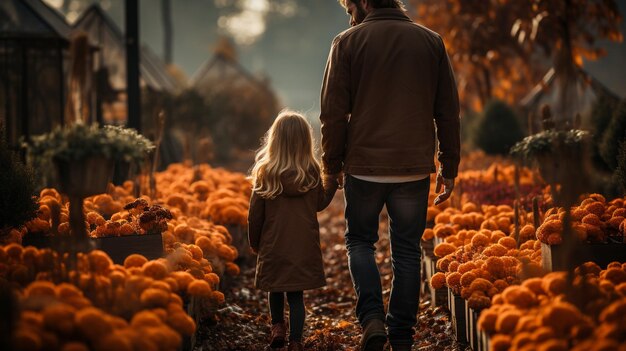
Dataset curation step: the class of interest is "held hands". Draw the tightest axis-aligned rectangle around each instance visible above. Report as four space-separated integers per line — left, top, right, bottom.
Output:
323 172 344 189
434 169 455 206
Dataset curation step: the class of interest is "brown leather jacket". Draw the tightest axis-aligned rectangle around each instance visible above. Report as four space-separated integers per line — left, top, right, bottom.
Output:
248 172 337 292
320 8 461 179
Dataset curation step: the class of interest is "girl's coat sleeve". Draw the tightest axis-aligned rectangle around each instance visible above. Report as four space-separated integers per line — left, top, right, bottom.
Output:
317 179 339 211
248 191 265 250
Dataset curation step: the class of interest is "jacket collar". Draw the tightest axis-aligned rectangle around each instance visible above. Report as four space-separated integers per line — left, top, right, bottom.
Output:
362 8 412 23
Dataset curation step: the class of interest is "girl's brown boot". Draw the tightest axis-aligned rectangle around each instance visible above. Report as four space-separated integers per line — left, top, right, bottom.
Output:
288 341 304 351
270 322 287 348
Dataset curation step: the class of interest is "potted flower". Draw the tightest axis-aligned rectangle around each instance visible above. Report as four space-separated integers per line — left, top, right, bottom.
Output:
510 129 589 188
25 123 154 246
26 123 154 198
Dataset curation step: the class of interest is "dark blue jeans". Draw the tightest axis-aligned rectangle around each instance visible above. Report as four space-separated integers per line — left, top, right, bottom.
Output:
344 175 430 346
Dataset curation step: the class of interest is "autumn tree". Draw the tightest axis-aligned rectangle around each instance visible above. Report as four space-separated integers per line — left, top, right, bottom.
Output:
190 39 280 164
511 0 622 124
410 0 542 111
409 0 622 115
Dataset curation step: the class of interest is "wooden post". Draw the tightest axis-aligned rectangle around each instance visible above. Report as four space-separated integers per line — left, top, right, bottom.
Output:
514 200 520 245
514 163 521 244
149 111 165 197
161 0 173 64
532 196 540 230
126 0 141 132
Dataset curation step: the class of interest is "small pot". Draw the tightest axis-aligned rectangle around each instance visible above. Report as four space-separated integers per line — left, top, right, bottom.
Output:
112 159 137 185
54 156 114 198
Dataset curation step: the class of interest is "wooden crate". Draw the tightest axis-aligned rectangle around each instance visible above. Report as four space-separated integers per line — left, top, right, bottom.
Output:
22 232 164 265
421 237 435 258
448 288 468 344
225 224 252 262
465 302 483 351
542 242 626 272
479 330 491 351
421 238 448 307
94 232 164 264
22 234 54 249
423 254 447 307
434 236 445 246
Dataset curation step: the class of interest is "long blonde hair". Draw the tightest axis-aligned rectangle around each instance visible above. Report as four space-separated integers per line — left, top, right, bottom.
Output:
250 110 321 199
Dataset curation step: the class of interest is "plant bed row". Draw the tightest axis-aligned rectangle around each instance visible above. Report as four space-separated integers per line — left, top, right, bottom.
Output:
22 232 164 264
541 242 626 272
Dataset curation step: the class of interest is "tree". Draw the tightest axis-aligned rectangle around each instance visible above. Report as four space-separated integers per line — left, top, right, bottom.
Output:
0 128 37 235
600 99 626 170
589 93 618 171
410 0 542 111
615 141 626 195
512 0 622 124
408 0 623 113
473 100 525 155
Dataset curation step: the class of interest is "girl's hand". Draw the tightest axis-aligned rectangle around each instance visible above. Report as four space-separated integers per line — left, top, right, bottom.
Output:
324 172 343 189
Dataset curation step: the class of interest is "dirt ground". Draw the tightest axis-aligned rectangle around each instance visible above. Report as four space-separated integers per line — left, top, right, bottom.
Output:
197 194 466 351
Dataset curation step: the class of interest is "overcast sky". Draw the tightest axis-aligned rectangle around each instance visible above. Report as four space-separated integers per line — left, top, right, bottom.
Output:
47 0 626 121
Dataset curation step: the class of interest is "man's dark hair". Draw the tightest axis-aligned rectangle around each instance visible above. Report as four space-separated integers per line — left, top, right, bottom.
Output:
338 0 406 10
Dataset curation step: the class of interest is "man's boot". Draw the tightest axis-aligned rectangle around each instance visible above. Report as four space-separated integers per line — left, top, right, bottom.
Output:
360 318 387 351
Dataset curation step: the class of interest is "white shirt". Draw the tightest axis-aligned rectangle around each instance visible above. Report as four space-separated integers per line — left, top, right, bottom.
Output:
351 174 430 183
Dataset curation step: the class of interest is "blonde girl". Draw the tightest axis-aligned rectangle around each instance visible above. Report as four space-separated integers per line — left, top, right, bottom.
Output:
248 110 338 350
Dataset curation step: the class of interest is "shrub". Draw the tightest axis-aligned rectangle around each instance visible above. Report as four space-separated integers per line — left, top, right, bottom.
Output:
600 99 626 170
589 94 618 171
615 142 626 195
473 100 525 155
0 129 38 233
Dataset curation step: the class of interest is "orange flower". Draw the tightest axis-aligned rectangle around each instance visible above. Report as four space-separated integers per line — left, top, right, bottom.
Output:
42 303 76 335
211 290 226 304
167 312 196 336
541 302 582 335
140 288 171 308
124 254 148 268
24 281 57 298
603 268 626 285
430 272 446 289
170 271 195 291
87 250 113 274
491 334 511 351
225 262 240 276
142 260 169 280
433 243 456 257
477 309 498 333
501 286 536 309
75 307 114 342
187 280 212 297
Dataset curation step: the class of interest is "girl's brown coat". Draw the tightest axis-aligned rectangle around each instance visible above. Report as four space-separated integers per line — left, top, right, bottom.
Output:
248 172 337 292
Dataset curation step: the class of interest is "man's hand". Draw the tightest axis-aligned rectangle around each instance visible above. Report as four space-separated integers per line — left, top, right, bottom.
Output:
434 171 455 206
324 172 345 189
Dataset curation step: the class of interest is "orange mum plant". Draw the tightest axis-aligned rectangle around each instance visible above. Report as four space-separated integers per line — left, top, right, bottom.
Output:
536 195 626 245
478 261 626 351
429 201 544 309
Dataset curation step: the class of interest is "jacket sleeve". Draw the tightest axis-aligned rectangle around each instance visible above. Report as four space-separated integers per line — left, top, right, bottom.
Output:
320 35 351 175
247 191 265 250
317 177 339 211
434 36 461 179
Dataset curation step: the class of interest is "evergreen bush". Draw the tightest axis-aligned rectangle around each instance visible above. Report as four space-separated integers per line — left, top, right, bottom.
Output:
473 100 525 155
589 94 618 171
615 141 626 195
0 129 38 233
600 99 626 170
